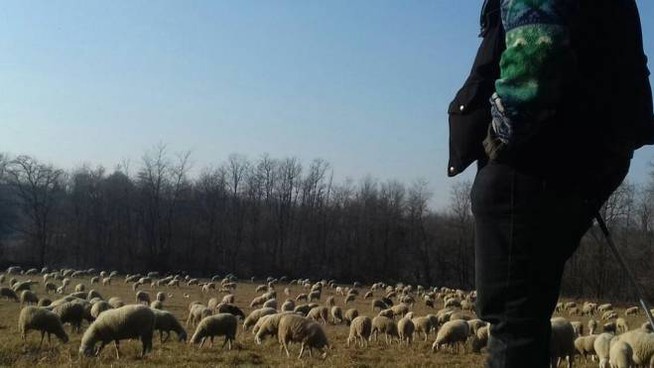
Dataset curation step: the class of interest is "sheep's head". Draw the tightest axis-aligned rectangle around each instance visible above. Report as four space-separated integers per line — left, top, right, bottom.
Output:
178 330 188 342
79 343 95 357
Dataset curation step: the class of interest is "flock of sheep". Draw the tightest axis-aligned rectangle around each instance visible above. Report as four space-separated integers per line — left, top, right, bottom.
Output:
1 265 654 367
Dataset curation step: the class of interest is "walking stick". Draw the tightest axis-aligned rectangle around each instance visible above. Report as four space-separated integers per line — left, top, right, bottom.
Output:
592 212 654 328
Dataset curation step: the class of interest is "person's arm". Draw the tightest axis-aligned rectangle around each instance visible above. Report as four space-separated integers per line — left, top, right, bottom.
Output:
487 0 577 153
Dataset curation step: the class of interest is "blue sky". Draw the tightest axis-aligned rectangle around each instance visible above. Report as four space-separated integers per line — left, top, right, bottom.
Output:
1 1 653 210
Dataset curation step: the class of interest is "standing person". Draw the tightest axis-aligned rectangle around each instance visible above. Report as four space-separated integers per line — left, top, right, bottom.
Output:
448 0 654 367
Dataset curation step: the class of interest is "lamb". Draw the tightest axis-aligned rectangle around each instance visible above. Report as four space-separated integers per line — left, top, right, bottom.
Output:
615 329 654 367
593 332 615 368
574 335 598 362
152 308 187 343
136 291 151 305
18 306 69 348
331 306 343 324
90 301 112 319
1 287 19 301
102 277 112 286
432 319 470 353
598 303 613 312
79 304 156 358
609 339 634 368
397 317 415 345
550 317 576 368
347 316 372 347
189 313 237 350
277 314 330 359
371 316 399 344
243 307 277 331
20 290 39 305
307 306 329 324
344 308 359 326
412 316 434 341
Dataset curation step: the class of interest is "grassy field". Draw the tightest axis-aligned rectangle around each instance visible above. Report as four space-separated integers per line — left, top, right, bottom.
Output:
0 273 648 367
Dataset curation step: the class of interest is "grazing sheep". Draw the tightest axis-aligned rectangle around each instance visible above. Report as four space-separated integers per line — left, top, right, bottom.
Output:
156 292 166 303
593 332 615 368
570 321 584 337
102 277 112 286
344 294 356 305
598 304 613 312
372 299 388 312
397 317 415 345
624 306 639 316
1 287 19 301
282 299 295 312
20 290 39 306
574 335 598 362
215 303 246 320
277 314 330 359
294 304 313 316
471 326 489 353
609 339 633 368
18 306 69 348
150 300 163 310
550 317 575 368
90 276 99 284
53 301 92 332
87 289 102 300
307 306 329 325
90 301 112 319
44 282 57 294
371 316 399 345
344 308 359 326
189 313 237 349
38 298 52 307
74 283 85 292
263 298 278 310
186 305 213 328
412 316 434 341
378 308 394 319
136 291 151 305
582 302 597 316
244 307 277 331
615 329 654 367
253 313 291 344
79 304 156 358
432 319 470 352
221 294 234 305
616 318 629 335
347 316 372 347
331 306 343 324
152 309 187 343
107 297 124 309
604 321 617 333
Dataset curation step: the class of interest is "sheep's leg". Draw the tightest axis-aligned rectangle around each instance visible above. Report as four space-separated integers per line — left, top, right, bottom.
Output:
39 331 45 349
198 337 206 348
95 342 107 357
309 347 313 358
298 343 305 359
114 340 121 359
284 340 291 358
209 336 214 348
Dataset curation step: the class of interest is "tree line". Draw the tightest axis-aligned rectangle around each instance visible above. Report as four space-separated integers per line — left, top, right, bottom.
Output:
0 147 652 302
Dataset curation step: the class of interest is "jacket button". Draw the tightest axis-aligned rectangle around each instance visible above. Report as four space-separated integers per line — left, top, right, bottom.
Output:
459 104 465 112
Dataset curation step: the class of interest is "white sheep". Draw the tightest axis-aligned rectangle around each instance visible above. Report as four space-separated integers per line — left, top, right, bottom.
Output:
471 326 489 353
589 319 599 335
371 316 399 345
331 306 343 324
616 329 654 367
550 317 576 368
307 306 329 324
432 319 470 353
156 291 166 303
594 332 615 368
18 306 69 348
90 301 112 319
189 313 237 350
79 304 156 358
282 299 295 312
152 308 187 343
277 314 330 359
609 339 634 368
135 290 151 305
412 316 434 342
107 297 124 309
574 335 598 362
253 313 285 344
616 318 629 334
186 304 212 328
347 316 372 347
263 298 278 310
397 317 415 345
244 307 277 331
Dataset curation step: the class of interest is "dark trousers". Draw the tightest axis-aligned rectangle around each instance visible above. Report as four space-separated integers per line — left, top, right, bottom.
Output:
470 157 629 368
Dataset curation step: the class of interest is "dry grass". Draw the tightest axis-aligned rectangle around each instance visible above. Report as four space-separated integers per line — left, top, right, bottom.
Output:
0 274 648 367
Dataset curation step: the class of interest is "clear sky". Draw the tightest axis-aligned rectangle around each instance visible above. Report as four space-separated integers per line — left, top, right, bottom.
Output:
1 1 653 210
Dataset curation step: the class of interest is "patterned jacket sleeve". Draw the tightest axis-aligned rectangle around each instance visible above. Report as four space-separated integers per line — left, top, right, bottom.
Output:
488 0 577 150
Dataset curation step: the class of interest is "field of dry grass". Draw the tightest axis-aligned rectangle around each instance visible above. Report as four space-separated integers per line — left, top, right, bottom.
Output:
0 273 649 367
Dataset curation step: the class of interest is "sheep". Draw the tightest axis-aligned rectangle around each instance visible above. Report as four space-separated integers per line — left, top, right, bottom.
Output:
467 319 487 335
253 313 291 344
221 294 234 305
277 314 330 359
44 282 57 294
347 316 372 347
187 305 213 328
589 319 599 335
135 291 151 305
624 306 639 316
615 329 654 367
53 300 92 332
344 294 356 305
107 297 124 309
412 316 434 341
90 301 112 319
18 306 69 348
574 335 598 362
13 280 36 293
90 276 99 284
152 309 187 343
371 298 388 312
150 300 163 310
432 319 470 352
598 303 613 312
282 299 295 312
471 326 489 353
397 317 415 345
102 277 112 286
87 289 102 300
325 296 335 307
593 332 615 368
156 291 166 303
378 308 394 319
20 290 39 306
371 316 399 345
263 298 278 310
603 311 618 320
307 306 330 324
616 318 629 334
570 321 584 337
215 303 246 320
243 307 277 331
74 283 85 292
38 298 52 307
79 304 156 358
344 308 359 326
1 287 19 302
550 317 575 368
331 306 343 324
609 339 633 368
189 313 237 350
